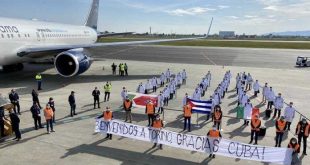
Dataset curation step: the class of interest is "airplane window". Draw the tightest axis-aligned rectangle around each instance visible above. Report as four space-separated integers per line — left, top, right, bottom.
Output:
18 34 21 38
11 34 14 38
24 34 27 37
1 34 4 38
28 34 30 37
7 34 10 38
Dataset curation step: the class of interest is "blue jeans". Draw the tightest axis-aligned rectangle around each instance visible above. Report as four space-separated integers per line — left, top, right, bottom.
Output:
184 117 191 131
46 119 53 132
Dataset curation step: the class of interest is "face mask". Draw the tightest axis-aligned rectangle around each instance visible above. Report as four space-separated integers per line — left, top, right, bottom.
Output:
156 118 160 120
292 141 296 144
303 121 306 124
212 127 216 131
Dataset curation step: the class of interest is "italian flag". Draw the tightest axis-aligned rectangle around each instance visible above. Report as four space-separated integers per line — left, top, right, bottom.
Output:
127 92 158 108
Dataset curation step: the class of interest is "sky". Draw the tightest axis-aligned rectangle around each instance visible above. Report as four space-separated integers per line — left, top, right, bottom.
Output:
0 0 309 35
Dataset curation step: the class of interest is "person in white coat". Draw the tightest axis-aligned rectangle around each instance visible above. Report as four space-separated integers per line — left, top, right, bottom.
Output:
273 93 284 119
192 88 201 100
165 69 171 83
246 73 253 91
182 69 187 85
206 71 211 87
266 87 275 110
152 77 157 93
163 86 170 106
262 83 269 103
137 83 145 94
244 99 253 126
241 91 249 107
253 80 260 97
284 102 295 131
160 73 165 87
182 93 189 106
157 92 164 114
213 92 220 106
120 87 128 102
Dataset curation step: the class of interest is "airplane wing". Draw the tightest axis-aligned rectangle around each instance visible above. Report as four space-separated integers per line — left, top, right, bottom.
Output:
97 32 134 38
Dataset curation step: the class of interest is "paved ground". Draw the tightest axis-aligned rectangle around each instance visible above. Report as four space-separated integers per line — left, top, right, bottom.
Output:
90 45 310 69
0 46 310 165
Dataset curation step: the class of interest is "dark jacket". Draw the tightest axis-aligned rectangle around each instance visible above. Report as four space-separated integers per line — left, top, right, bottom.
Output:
30 104 41 118
92 90 100 99
68 95 75 105
9 113 20 128
32 90 39 102
9 92 19 102
48 101 55 111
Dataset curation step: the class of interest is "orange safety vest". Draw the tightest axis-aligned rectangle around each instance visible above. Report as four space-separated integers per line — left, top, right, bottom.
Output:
288 143 300 152
214 111 222 122
208 130 220 138
183 105 192 117
103 111 113 121
276 120 286 132
153 120 163 129
251 119 261 131
124 101 132 109
296 122 310 137
44 108 54 120
146 103 155 115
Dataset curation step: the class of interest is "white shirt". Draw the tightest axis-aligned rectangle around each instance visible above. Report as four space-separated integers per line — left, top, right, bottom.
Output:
244 103 253 119
274 96 284 109
253 82 260 91
182 96 189 106
241 94 249 106
284 106 296 122
182 71 187 79
138 85 145 94
267 90 275 102
263 86 269 96
157 94 164 107
121 90 127 100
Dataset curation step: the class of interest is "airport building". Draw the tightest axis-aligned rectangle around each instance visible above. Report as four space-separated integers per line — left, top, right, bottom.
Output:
219 31 235 38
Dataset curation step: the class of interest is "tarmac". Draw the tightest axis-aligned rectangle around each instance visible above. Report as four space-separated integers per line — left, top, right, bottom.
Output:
0 45 310 165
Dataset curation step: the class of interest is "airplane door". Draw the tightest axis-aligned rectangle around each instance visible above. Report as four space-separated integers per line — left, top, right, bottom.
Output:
41 32 45 42
36 32 41 41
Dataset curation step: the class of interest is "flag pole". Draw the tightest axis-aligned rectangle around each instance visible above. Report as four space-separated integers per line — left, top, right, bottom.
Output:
195 113 200 128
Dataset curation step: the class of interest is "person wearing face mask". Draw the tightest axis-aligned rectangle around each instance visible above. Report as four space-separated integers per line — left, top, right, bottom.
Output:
295 118 310 155
145 100 155 126
284 102 295 131
253 80 260 97
182 93 189 107
288 138 300 164
273 93 284 119
97 107 113 140
92 87 101 109
183 101 192 132
207 125 222 158
250 115 261 145
213 105 222 130
157 92 164 114
266 87 275 110
262 83 268 103
151 114 164 149
208 96 215 121
44 104 54 134
9 89 21 115
244 99 253 126
123 97 133 123
275 116 287 147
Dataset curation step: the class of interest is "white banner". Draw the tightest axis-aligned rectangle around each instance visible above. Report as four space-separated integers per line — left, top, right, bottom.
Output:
95 119 293 165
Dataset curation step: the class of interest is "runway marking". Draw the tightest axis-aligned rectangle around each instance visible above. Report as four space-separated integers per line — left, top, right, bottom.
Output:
201 52 217 66
106 46 138 56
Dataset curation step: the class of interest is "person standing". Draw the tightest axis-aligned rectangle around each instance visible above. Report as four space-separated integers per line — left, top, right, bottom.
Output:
104 82 112 102
182 69 187 85
120 87 128 103
35 73 42 90
288 138 300 164
123 97 133 123
183 102 192 132
284 102 295 131
0 106 5 138
253 80 260 97
9 110 21 141
9 89 21 115
68 91 76 117
152 77 157 93
111 63 117 75
213 105 222 130
157 92 164 114
30 102 44 130
137 83 145 94
32 89 41 109
145 100 155 126
118 63 121 75
262 83 268 103
295 118 309 155
120 63 125 76
275 116 287 147
92 87 101 109
124 63 128 76
207 125 222 158
244 99 253 126
48 97 56 123
246 73 253 91
97 107 113 140
249 115 261 145
151 114 164 149
273 93 284 119
266 87 275 110
44 104 54 134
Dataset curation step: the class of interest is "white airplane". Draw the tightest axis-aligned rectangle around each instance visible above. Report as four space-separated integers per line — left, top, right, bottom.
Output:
0 0 213 77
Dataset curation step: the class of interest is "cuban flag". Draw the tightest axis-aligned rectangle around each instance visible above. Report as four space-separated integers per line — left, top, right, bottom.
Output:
187 98 212 114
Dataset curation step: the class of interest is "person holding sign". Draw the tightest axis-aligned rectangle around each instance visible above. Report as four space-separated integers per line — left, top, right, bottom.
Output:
207 125 222 158
275 116 287 147
213 105 222 130
152 114 164 149
183 102 192 132
145 100 155 126
123 97 133 123
250 115 261 145
97 107 113 140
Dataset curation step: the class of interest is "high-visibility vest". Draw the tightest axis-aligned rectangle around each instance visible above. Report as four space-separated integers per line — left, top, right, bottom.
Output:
296 122 310 137
103 111 113 121
153 120 163 129
288 143 300 152
208 130 220 138
214 111 222 122
183 105 192 117
35 75 42 80
124 101 132 109
276 120 286 132
44 108 53 120
120 64 125 71
251 119 261 131
104 84 112 92
146 103 154 114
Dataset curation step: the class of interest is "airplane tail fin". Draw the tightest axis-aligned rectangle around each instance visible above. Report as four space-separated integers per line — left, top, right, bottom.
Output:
206 17 213 37
85 0 100 31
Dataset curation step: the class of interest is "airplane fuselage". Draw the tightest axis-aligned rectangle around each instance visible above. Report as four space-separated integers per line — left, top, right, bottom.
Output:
0 17 98 65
